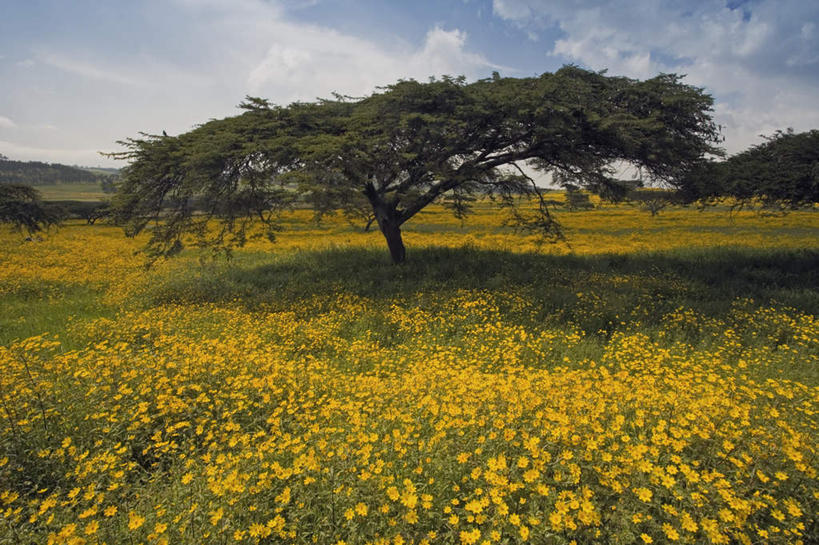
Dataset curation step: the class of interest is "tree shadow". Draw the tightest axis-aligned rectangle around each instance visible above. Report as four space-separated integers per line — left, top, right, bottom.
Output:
142 245 819 334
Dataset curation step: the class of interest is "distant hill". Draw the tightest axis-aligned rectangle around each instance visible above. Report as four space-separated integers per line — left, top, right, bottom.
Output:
0 158 118 186
82 166 121 177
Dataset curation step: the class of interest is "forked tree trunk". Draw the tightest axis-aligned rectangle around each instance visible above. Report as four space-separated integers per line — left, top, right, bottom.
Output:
378 217 406 264
364 184 407 264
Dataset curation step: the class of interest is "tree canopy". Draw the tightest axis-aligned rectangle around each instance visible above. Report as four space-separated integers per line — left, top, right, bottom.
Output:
0 184 62 235
111 66 722 263
681 129 819 209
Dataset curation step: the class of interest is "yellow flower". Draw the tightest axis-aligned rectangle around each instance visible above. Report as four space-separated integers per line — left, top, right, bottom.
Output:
460 528 481 544
784 499 803 518
400 491 418 509
275 487 291 505
662 523 679 541
633 487 652 503
641 534 653 544
249 523 270 538
355 502 368 516
680 512 698 533
128 511 145 530
84 521 99 535
464 499 484 514
209 507 224 526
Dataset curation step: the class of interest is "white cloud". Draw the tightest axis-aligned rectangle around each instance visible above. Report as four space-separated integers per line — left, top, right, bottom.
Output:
411 26 502 76
248 24 498 103
0 115 17 129
492 0 819 153
493 0 532 20
37 53 148 87
1 0 498 166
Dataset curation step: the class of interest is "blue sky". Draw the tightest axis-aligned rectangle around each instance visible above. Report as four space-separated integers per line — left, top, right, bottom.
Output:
1 0 817 166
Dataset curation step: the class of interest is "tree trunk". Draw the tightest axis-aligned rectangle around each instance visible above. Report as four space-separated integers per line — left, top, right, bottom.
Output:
378 218 406 264
364 183 406 264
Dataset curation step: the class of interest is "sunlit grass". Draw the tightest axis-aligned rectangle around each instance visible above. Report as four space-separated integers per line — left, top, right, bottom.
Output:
33 183 108 202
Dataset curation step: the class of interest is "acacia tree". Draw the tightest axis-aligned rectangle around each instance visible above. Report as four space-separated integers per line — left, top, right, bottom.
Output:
111 66 722 263
0 184 62 235
676 129 819 209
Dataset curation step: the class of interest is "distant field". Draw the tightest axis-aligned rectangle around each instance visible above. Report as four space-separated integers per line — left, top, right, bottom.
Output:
34 182 108 201
1 203 818 545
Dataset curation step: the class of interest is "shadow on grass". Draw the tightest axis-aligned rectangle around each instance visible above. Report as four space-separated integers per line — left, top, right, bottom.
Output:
140 245 819 331
0 283 116 346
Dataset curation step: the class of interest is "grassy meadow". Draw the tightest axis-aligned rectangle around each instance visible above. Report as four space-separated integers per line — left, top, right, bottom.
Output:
1 202 818 545
33 183 108 203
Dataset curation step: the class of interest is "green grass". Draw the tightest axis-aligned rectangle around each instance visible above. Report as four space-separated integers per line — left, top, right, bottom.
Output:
0 283 116 348
34 182 107 201
4 243 817 346
5 243 801 384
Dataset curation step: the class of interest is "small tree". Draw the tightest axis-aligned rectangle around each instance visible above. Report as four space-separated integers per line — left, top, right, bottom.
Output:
0 184 62 235
626 188 687 216
562 184 595 211
110 67 722 263
53 200 111 224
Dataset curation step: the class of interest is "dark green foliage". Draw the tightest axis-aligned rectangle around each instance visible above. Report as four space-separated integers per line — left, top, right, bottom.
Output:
724 129 819 207
626 188 687 216
50 200 111 224
0 184 62 234
0 158 115 186
110 67 722 263
100 178 118 194
680 129 819 207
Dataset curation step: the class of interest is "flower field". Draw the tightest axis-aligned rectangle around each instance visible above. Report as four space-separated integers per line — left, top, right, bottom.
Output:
1 203 818 544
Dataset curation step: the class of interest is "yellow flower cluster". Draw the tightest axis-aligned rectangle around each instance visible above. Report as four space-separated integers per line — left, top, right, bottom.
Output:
1 203 818 544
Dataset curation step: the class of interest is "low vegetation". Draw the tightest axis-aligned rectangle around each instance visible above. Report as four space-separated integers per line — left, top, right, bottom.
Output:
1 203 817 544
0 158 115 187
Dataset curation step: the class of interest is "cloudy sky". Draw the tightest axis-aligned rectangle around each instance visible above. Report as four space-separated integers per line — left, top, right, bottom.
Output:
1 0 817 167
